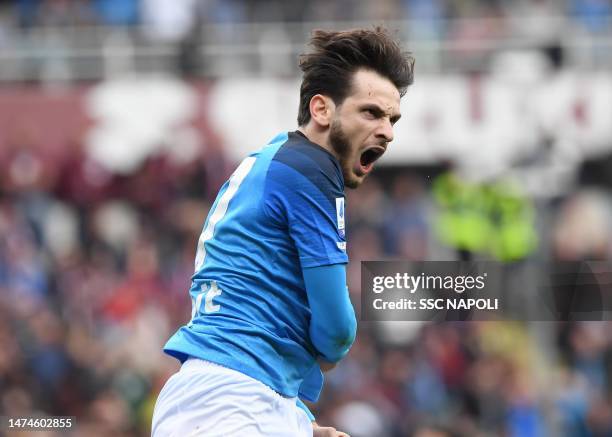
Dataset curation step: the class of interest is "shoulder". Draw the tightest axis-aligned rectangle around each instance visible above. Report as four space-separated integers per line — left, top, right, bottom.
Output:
269 132 344 198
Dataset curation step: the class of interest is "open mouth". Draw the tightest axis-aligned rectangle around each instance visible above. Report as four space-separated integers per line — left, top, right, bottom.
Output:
359 146 386 172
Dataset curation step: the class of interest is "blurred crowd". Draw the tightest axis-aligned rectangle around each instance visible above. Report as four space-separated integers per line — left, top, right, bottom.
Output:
1 114 612 436
0 124 230 435
2 0 610 36
0 0 609 83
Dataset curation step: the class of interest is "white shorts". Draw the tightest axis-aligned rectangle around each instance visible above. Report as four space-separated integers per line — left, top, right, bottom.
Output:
151 358 313 437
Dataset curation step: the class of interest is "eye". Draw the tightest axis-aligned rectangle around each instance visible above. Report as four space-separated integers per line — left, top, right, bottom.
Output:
363 108 377 118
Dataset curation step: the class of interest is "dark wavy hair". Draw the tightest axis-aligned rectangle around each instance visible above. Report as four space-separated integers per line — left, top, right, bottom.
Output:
297 26 415 126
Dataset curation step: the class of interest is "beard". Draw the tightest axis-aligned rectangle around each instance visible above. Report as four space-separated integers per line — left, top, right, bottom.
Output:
329 119 359 189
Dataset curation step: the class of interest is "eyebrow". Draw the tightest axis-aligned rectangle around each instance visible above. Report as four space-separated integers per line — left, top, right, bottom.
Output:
361 104 401 124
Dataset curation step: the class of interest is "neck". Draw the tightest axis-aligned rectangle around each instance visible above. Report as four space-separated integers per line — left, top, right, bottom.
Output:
297 124 337 160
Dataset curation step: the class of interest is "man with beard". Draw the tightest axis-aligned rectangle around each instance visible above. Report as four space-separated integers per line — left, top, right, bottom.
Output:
152 27 414 437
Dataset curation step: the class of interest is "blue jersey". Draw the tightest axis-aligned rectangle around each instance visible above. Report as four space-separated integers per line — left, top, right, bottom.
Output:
164 131 348 401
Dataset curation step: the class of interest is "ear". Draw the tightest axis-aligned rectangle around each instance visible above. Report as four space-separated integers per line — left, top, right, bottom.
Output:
309 94 335 128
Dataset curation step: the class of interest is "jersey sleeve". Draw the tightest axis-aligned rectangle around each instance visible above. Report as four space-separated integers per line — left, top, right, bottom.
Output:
302 264 356 363
264 153 348 269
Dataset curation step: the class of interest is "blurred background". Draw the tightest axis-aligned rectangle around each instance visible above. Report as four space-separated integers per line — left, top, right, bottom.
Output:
1 0 612 436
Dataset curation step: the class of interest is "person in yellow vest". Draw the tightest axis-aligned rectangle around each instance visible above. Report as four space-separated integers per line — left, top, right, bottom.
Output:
433 171 537 263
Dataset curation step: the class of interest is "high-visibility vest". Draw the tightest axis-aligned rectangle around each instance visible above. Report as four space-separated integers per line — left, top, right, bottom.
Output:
433 173 493 253
433 173 537 261
488 182 538 262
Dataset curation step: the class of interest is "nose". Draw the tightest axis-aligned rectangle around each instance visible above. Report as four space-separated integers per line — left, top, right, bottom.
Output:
376 118 394 143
